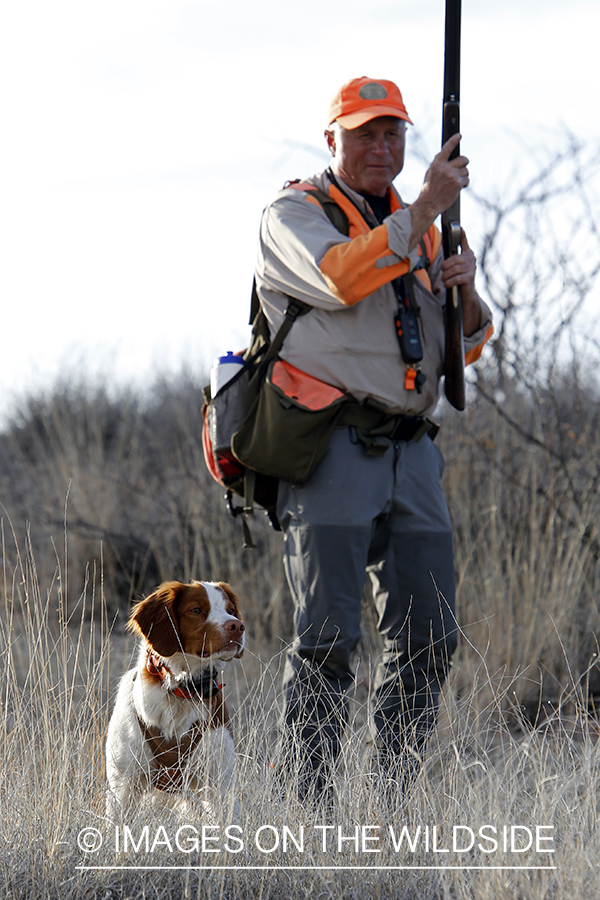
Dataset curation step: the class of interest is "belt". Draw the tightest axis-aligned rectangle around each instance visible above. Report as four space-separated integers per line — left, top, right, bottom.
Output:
389 415 439 443
337 401 439 456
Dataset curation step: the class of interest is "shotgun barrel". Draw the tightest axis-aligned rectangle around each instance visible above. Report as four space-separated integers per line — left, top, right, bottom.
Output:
441 0 466 411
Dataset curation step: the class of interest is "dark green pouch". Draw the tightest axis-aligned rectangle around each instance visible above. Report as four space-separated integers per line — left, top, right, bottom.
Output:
231 359 347 484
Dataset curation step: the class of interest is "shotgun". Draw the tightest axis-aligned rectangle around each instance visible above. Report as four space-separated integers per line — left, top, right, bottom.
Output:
441 0 466 411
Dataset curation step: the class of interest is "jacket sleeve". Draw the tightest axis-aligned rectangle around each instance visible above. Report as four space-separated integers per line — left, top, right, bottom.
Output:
258 189 421 310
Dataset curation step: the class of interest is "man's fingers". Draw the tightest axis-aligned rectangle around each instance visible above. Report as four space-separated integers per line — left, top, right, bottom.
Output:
441 239 476 288
437 135 469 173
438 133 462 161
415 137 471 224
437 134 469 166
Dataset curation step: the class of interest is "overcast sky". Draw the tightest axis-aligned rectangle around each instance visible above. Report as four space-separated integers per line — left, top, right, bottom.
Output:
1 0 598 419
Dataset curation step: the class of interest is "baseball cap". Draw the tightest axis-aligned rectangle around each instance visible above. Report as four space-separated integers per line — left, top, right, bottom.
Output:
328 77 413 129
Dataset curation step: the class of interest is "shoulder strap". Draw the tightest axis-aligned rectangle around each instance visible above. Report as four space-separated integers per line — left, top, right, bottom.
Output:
248 179 351 326
417 237 430 269
261 296 309 368
304 185 350 236
283 178 351 237
237 292 310 548
249 277 261 326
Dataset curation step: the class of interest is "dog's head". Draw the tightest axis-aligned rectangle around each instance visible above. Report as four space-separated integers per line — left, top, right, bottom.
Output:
127 581 245 661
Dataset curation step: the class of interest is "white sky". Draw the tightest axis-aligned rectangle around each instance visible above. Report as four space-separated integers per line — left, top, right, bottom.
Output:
1 0 598 419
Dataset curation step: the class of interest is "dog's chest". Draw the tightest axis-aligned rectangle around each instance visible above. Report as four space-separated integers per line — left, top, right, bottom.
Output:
132 670 209 737
131 672 231 793
137 716 207 792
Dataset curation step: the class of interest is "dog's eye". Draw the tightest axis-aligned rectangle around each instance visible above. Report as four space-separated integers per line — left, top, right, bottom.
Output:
227 607 236 616
191 607 203 615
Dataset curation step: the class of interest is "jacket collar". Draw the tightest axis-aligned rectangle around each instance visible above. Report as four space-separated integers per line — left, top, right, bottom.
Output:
324 167 404 227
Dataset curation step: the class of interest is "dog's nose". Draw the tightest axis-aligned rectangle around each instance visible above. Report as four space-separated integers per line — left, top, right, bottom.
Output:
224 619 245 635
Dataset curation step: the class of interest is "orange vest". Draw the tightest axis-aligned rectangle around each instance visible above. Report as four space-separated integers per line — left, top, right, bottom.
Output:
288 179 441 296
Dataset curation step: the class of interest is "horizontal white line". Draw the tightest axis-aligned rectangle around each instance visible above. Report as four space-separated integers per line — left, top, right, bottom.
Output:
76 865 558 872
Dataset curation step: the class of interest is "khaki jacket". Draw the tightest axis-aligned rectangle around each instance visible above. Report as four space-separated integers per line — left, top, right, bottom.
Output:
255 170 493 416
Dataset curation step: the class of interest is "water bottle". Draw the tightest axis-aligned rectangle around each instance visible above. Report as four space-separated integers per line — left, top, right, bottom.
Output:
210 351 244 396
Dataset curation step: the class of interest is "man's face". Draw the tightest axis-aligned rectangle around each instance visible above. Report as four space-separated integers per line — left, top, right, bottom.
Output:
325 116 406 198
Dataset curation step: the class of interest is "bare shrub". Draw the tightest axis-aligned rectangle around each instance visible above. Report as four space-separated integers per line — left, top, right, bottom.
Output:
0 373 292 647
436 131 600 717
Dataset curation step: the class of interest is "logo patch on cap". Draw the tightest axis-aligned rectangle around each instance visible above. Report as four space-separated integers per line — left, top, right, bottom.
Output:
358 82 388 100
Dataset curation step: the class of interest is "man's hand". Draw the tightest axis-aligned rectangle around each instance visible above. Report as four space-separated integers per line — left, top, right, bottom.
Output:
441 228 475 289
441 229 482 337
407 134 469 251
419 133 469 215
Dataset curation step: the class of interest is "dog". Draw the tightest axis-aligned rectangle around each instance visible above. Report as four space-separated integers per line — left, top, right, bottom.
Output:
106 580 245 822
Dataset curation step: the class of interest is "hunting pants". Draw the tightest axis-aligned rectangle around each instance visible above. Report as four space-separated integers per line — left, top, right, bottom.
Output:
277 426 458 785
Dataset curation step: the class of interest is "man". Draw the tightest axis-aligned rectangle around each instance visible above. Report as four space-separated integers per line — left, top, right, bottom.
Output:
255 77 493 794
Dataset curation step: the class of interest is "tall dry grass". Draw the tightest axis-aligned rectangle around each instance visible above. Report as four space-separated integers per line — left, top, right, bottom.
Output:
1 370 600 897
440 371 600 723
1 516 600 897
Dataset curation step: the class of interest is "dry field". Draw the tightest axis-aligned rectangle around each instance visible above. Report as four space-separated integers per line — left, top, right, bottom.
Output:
3 129 599 898
1 517 600 900
1 368 600 898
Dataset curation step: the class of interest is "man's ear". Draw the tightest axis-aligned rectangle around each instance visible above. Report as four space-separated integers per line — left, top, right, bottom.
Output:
324 128 336 156
127 582 184 658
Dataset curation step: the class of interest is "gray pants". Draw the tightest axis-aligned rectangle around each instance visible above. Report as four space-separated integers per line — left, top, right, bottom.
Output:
277 426 457 776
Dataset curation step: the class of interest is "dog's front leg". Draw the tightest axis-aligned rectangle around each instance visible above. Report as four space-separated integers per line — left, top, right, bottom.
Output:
189 725 238 823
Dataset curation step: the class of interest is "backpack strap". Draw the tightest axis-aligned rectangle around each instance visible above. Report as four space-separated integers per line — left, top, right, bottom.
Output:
417 237 430 269
261 296 309 365
236 176 389 543
284 179 351 238
303 185 351 236
249 277 261 326
232 291 311 547
249 180 350 326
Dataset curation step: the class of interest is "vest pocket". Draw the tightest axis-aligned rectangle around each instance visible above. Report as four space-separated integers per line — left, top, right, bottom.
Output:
231 360 347 484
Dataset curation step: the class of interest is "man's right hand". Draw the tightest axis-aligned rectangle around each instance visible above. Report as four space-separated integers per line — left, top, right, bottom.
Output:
407 134 470 250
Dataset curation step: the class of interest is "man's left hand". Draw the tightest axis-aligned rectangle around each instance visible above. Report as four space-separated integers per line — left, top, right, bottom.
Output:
441 229 481 336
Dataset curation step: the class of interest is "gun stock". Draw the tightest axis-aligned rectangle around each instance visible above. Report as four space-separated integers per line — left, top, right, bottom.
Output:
441 0 466 411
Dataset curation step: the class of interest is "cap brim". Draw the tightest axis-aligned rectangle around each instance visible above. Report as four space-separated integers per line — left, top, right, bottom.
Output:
334 106 413 129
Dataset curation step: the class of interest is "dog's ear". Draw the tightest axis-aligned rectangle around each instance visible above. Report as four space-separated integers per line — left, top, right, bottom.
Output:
215 582 245 658
127 582 184 657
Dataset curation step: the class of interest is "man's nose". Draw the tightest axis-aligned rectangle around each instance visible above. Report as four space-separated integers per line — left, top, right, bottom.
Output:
371 137 391 155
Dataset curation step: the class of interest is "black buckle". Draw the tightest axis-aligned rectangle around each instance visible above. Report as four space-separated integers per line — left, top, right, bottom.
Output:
389 416 439 443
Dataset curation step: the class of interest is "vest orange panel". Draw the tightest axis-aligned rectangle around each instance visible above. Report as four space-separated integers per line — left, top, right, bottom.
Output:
271 359 344 410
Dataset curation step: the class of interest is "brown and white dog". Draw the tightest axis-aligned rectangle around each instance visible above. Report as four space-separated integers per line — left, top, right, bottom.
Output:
106 580 245 821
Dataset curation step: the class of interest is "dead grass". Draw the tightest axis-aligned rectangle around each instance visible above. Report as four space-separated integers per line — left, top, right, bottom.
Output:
0 368 599 897
1 520 600 900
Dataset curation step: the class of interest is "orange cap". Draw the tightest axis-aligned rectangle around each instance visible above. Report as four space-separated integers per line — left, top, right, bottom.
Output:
328 77 413 129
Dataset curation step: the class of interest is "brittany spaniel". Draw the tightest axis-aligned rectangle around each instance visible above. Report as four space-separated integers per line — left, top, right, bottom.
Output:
106 580 245 821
